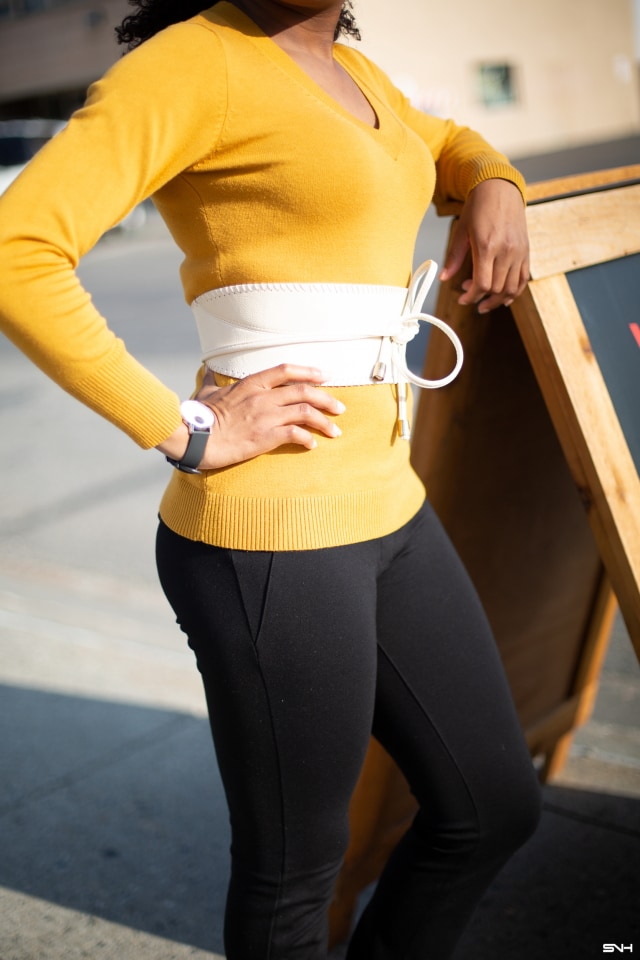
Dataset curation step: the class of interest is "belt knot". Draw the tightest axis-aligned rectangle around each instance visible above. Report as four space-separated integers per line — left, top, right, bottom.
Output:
373 260 464 439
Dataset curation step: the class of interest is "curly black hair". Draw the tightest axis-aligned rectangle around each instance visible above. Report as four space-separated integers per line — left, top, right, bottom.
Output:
115 1 360 49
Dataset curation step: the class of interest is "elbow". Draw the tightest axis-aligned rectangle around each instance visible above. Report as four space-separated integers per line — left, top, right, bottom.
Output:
0 235 18 317
0 232 26 324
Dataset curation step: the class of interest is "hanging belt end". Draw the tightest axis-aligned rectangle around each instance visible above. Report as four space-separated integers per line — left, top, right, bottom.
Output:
372 360 387 382
397 417 411 440
396 381 411 439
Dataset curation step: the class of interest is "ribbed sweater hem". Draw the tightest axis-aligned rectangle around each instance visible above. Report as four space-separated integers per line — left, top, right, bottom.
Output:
158 471 426 551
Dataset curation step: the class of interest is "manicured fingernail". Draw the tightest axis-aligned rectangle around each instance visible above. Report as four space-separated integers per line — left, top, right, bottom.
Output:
331 424 342 437
335 401 346 414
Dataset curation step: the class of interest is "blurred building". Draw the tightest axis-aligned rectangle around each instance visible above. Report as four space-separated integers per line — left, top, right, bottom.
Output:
356 0 640 155
0 0 129 119
0 0 638 156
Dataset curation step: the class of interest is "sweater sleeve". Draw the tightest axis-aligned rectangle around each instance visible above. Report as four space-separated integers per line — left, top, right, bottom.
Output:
0 21 228 448
401 110 527 213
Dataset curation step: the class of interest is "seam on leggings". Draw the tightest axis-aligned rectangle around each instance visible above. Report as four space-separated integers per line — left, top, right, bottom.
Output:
376 642 482 849
254 552 275 650
255 553 275 648
376 644 483 959
229 550 276 648
252 597 287 958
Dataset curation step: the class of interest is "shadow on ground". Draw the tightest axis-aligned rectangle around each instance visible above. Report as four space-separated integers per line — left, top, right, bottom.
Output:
1 682 638 959
0 684 229 954
453 783 639 958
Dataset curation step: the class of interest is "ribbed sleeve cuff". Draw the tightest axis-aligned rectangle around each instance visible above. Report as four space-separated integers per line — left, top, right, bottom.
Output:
459 154 527 203
71 347 183 449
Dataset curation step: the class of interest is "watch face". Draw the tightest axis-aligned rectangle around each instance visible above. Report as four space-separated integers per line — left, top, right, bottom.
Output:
180 399 215 431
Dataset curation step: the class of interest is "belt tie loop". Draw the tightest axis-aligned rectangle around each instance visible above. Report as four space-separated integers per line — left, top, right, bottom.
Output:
390 260 464 439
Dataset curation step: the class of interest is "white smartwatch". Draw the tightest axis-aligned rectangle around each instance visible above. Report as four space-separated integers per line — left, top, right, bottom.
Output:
166 399 215 474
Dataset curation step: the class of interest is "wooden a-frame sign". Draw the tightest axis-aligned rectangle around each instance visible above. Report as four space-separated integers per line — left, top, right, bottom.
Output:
329 166 640 947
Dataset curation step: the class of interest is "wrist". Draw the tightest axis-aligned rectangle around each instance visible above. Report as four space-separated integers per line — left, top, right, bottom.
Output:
162 399 215 474
155 422 190 461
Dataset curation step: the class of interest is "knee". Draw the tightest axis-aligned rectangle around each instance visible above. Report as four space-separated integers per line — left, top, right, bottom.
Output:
421 760 542 869
482 761 543 862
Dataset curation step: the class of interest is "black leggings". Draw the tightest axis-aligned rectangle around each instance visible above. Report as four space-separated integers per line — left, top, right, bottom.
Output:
156 501 541 960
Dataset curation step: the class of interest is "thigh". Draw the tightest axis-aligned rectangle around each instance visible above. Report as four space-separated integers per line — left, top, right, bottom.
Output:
156 522 381 872
373 502 538 831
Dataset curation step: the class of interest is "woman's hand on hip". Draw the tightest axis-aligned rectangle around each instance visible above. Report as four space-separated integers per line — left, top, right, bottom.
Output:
439 178 530 314
157 364 345 470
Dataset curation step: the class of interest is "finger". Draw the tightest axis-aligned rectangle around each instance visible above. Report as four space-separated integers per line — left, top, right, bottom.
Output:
474 259 511 314
268 424 321 451
201 422 320 468
457 256 494 306
282 401 343 438
274 382 346 416
202 387 343 465
439 225 470 282
249 363 332 390
476 261 524 314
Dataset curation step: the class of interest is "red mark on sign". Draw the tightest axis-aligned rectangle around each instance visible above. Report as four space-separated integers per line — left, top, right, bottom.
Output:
631 323 640 348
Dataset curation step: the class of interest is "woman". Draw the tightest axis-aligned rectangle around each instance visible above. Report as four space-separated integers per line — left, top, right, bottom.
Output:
0 1 541 957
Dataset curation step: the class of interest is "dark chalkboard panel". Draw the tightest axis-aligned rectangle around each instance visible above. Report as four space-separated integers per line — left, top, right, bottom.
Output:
567 254 640 476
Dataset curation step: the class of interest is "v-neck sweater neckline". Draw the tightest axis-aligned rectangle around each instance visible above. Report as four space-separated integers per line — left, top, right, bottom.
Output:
211 2 405 154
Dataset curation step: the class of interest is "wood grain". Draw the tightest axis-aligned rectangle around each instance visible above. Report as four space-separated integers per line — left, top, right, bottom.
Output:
527 184 640 278
512 278 640 654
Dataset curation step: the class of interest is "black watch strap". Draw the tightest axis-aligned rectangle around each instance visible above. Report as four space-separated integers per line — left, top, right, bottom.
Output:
166 429 209 474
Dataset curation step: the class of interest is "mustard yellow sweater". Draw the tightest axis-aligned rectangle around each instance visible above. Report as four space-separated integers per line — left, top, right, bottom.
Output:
0 2 525 550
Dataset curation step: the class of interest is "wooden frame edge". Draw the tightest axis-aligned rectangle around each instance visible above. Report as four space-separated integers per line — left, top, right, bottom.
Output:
512 279 640 656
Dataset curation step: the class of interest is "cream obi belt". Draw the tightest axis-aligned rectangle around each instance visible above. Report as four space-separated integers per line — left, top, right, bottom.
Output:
191 261 463 439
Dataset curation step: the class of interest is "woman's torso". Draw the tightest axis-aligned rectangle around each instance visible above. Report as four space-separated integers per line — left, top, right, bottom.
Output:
155 2 435 550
